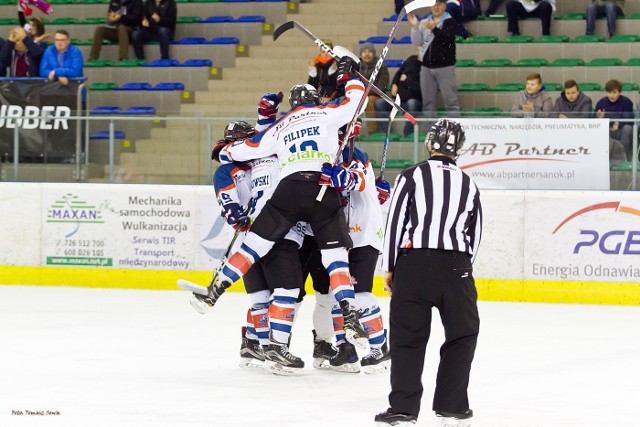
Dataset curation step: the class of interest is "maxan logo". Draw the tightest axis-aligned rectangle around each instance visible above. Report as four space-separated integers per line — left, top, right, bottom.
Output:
0 105 71 129
47 193 105 238
552 201 640 255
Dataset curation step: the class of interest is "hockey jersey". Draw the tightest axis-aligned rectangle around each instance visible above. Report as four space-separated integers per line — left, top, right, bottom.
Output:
218 79 366 179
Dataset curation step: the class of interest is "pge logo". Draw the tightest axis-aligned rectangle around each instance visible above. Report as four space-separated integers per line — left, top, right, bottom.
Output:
552 201 640 255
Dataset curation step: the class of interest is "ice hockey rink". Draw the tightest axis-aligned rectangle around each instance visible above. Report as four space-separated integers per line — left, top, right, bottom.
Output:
1 285 639 427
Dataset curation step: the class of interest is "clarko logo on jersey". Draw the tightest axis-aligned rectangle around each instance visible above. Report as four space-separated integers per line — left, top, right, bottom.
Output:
0 105 71 129
552 201 640 255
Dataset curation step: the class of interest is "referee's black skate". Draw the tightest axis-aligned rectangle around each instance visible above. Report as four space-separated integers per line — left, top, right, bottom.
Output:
339 300 369 350
436 409 473 427
374 409 417 426
312 329 338 369
329 341 360 373
264 342 304 376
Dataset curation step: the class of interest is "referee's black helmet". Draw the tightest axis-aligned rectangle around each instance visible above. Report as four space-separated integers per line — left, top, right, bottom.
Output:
425 119 466 157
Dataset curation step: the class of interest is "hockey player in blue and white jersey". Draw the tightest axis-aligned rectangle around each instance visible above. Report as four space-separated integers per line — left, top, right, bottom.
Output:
201 55 370 351
313 125 392 374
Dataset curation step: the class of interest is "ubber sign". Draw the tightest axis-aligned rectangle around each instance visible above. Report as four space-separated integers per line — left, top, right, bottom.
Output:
457 118 610 190
525 192 640 282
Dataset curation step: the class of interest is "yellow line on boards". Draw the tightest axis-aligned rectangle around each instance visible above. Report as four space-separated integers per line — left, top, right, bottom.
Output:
1 267 638 305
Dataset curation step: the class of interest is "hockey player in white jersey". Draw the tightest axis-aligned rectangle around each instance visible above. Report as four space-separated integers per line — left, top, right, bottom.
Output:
201 55 370 350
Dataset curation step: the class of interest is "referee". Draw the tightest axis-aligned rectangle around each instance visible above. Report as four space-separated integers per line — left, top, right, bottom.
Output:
375 119 482 427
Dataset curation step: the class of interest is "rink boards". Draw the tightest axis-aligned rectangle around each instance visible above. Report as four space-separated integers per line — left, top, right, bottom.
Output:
0 182 638 305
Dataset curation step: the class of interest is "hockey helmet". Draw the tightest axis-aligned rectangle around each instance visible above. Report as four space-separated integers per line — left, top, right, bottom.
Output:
425 119 466 157
289 84 320 108
224 121 256 142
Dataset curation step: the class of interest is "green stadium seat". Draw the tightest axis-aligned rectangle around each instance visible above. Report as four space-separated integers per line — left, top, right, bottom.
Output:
80 17 106 25
89 82 117 91
609 34 640 42
385 159 414 169
0 18 20 25
502 35 534 43
624 58 640 66
461 107 504 117
586 58 623 66
458 83 491 91
536 35 570 43
84 59 115 67
113 59 146 67
554 13 586 20
478 15 506 21
579 82 603 91
622 82 639 91
399 133 426 142
543 82 563 91
463 36 499 43
476 58 512 67
514 58 549 67
491 83 525 91
571 35 605 42
360 132 402 142
624 12 640 19
177 16 201 23
549 58 585 67
48 17 79 25
456 59 476 67
610 161 640 171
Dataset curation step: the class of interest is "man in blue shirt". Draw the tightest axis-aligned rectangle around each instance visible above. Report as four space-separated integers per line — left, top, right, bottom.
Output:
39 29 83 85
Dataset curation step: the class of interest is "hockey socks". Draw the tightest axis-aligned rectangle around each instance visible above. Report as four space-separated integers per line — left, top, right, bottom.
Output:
219 233 274 286
249 290 271 346
268 288 299 345
355 292 386 349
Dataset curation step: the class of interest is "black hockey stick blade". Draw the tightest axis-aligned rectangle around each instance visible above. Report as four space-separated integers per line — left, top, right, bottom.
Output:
273 21 295 41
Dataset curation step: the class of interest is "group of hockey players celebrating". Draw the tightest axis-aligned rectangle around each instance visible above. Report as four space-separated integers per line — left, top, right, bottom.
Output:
183 52 394 376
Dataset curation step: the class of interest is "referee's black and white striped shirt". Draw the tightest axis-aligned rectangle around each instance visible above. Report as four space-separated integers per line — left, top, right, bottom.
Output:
382 155 483 272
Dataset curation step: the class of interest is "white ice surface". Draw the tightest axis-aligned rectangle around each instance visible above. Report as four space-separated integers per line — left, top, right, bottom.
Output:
1 285 639 427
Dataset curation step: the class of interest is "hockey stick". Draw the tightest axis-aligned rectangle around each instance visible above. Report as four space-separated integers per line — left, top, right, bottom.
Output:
379 94 401 181
177 198 255 314
316 0 434 201
273 21 417 126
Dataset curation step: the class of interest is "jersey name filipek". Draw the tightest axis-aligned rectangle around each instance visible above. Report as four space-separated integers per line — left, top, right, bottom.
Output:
282 126 321 144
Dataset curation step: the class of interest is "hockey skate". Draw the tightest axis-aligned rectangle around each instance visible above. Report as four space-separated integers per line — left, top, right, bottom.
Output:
239 328 265 369
263 342 305 376
436 410 473 427
329 341 360 373
361 342 391 375
374 409 417 426
312 329 338 369
177 279 230 314
339 299 369 350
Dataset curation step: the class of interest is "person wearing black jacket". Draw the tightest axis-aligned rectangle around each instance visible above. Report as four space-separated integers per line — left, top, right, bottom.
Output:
306 39 339 102
375 119 482 427
409 0 460 122
89 0 143 61
132 0 177 60
374 54 422 137
0 26 43 77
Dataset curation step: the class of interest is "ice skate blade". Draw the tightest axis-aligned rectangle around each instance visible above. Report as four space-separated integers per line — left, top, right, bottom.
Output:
375 421 415 427
177 279 208 295
189 295 208 314
330 362 361 374
363 360 390 375
263 361 303 376
344 329 369 350
239 357 265 370
312 358 333 370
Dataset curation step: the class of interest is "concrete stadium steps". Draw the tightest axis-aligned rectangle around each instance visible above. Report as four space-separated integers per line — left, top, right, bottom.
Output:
84 66 210 92
456 66 640 88
77 44 237 67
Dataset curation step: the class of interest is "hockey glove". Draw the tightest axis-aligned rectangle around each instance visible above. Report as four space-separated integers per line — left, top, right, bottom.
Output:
330 164 356 191
375 178 391 205
319 162 334 186
336 56 359 86
257 92 284 120
338 120 363 146
211 140 230 162
222 203 250 231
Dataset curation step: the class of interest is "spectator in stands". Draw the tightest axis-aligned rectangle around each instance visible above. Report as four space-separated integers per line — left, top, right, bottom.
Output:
484 0 505 16
511 72 552 117
17 5 50 48
0 26 44 77
595 79 634 162
306 38 339 102
553 80 593 118
374 54 422 137
394 0 405 14
506 0 556 36
132 0 177 61
89 0 142 62
359 42 390 134
40 29 84 85
586 1 625 38
409 0 460 121
446 0 481 38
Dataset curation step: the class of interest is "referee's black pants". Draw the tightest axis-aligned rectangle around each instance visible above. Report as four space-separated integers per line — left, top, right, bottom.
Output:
388 248 479 417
